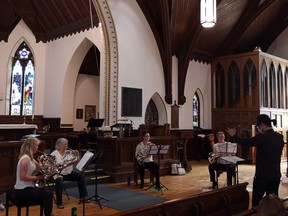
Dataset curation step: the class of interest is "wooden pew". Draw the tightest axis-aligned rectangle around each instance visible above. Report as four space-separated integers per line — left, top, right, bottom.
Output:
233 197 288 216
0 140 45 194
113 182 249 216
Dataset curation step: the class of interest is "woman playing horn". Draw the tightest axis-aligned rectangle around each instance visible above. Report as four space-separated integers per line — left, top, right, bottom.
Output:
135 132 160 190
50 138 88 209
14 137 55 216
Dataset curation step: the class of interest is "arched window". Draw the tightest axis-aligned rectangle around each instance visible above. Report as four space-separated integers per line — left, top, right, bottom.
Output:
193 94 200 127
10 42 35 116
145 99 159 125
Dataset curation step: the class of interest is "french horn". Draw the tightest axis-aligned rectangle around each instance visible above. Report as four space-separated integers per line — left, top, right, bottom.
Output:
34 148 80 188
35 154 62 188
61 148 80 166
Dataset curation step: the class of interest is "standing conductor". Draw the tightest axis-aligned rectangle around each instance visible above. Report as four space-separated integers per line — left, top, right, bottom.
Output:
226 114 284 206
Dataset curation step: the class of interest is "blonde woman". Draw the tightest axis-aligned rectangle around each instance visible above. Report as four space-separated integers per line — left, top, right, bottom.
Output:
14 137 54 216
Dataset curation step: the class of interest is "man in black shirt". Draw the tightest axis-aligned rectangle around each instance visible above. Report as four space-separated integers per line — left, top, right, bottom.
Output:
226 114 284 206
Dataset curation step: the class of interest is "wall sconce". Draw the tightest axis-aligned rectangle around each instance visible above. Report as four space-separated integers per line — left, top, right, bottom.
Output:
200 0 217 28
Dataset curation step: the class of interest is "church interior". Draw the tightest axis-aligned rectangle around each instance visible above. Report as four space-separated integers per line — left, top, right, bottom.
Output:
0 0 288 215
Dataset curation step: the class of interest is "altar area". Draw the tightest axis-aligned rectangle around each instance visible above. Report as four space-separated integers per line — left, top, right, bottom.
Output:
0 123 38 141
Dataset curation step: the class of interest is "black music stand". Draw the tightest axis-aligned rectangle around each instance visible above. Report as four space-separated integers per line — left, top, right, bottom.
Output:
87 118 105 134
221 156 245 184
76 151 94 216
79 150 108 216
84 119 108 215
87 150 108 207
145 144 169 195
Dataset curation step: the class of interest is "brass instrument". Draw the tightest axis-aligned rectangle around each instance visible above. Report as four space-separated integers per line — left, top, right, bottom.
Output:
137 143 153 165
208 152 220 164
35 154 62 188
61 147 80 166
34 148 79 188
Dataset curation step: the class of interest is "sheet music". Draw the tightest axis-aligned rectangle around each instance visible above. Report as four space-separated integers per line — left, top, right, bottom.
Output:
159 145 170 154
149 145 159 155
149 145 170 155
220 156 245 164
76 151 94 171
215 142 237 154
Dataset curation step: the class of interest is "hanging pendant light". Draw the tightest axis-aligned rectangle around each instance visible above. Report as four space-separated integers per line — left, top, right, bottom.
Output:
200 0 216 28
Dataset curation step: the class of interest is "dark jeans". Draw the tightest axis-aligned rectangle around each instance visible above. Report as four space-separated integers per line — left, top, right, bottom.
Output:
252 176 280 206
14 187 53 216
54 170 87 205
139 161 160 187
208 163 235 186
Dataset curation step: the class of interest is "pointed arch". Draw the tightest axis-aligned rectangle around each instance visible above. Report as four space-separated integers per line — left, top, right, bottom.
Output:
277 64 283 108
213 63 225 108
61 38 97 124
269 62 276 108
228 61 240 108
145 92 167 125
260 59 268 107
8 39 35 116
193 88 204 128
243 58 257 108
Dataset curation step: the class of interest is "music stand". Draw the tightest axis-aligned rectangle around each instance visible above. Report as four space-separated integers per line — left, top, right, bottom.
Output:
221 156 245 184
79 150 108 215
145 144 169 195
87 118 105 134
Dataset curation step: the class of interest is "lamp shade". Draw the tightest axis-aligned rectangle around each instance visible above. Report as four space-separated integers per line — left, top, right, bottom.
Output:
200 0 216 28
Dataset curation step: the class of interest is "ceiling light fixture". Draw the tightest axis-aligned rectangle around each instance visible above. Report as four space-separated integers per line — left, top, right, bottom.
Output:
200 0 216 28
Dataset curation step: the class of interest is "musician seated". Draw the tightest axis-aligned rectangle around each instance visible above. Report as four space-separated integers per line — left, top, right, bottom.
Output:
135 132 160 190
50 138 88 209
208 131 236 189
14 137 55 216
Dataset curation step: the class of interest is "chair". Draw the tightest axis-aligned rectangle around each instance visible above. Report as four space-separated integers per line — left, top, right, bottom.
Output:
46 179 70 203
215 168 237 187
5 190 44 216
134 160 154 186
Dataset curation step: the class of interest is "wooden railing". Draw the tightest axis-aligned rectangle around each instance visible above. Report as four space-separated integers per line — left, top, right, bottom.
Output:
95 136 178 182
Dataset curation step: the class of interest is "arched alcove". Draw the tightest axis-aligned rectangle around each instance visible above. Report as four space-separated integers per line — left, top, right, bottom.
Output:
145 92 167 125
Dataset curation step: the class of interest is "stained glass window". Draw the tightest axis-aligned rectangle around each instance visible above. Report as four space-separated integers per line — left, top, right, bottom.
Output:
193 94 199 127
10 42 34 116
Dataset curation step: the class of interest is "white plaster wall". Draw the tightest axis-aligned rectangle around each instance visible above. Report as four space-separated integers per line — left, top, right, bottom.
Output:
108 0 166 128
182 61 212 129
74 74 99 131
0 20 46 116
44 27 104 126
108 0 212 130
268 28 288 60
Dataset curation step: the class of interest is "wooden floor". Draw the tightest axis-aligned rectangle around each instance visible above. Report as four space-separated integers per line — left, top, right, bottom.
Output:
1 160 288 216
